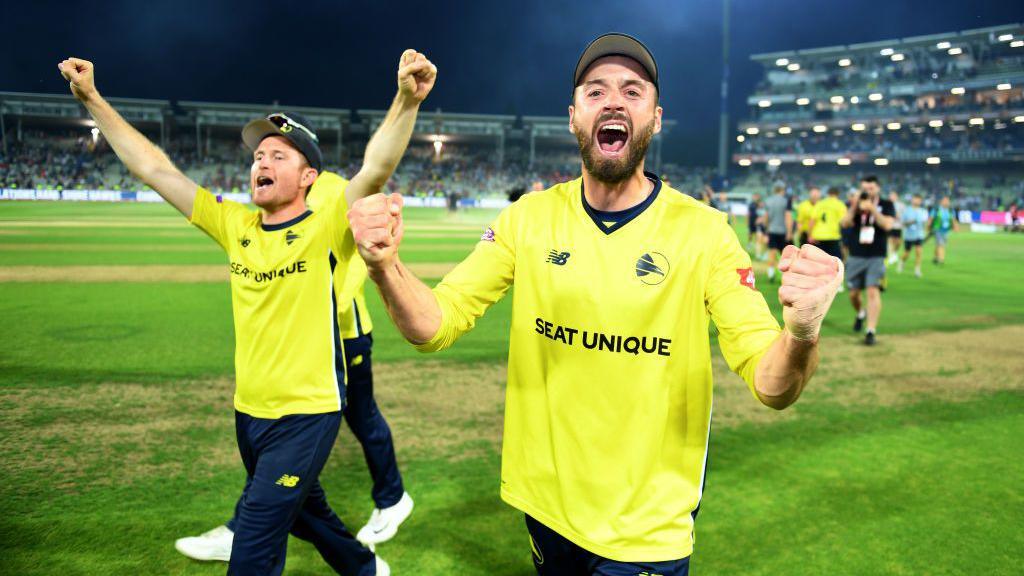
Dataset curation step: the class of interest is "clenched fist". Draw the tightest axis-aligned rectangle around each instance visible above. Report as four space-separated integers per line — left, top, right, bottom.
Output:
778 244 844 342
57 57 98 103
348 192 405 269
397 49 437 103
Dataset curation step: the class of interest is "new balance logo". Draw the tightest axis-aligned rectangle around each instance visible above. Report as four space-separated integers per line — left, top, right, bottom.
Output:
546 250 570 265
275 474 300 487
240 237 251 248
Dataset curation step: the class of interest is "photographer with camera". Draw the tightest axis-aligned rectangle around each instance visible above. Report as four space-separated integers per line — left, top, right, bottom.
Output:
840 175 895 346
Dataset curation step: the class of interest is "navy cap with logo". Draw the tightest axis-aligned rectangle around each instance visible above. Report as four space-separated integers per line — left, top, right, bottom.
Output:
241 112 324 173
573 33 659 98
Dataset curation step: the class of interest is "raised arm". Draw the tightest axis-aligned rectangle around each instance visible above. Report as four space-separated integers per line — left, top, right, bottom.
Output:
349 192 516 349
57 58 198 217
348 192 441 342
754 244 843 408
345 50 437 207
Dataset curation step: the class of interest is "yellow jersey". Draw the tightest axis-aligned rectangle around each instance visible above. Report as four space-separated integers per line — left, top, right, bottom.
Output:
810 196 847 241
190 175 357 419
796 199 815 234
416 174 781 562
306 172 373 341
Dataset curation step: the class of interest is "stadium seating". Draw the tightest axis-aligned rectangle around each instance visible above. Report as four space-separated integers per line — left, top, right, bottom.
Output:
735 25 1024 172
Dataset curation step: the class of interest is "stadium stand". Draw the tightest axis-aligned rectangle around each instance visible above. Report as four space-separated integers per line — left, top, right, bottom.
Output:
729 23 1024 212
0 92 678 202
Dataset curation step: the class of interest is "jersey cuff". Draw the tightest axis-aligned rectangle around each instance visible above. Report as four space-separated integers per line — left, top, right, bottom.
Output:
742 344 776 398
412 292 451 353
188 186 212 226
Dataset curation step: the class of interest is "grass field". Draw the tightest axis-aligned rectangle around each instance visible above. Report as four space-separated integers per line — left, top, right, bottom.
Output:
1 200 1022 575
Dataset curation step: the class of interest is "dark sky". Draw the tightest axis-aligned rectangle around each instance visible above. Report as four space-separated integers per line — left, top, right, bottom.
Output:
3 0 1022 165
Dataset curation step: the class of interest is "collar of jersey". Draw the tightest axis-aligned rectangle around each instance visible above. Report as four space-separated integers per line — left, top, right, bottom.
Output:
261 209 313 232
580 171 662 235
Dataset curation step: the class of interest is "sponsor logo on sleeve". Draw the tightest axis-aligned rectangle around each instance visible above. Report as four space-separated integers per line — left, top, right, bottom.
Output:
481 227 496 242
737 267 756 290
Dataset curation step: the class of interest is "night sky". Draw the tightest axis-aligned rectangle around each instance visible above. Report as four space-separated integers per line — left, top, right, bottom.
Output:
3 0 1022 165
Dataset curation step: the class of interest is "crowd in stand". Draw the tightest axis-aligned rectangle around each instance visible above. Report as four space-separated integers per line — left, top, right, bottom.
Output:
3 131 1021 211
739 122 1024 156
0 132 583 198
737 168 1024 212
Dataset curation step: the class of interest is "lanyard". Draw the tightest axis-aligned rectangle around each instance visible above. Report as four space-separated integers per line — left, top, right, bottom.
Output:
859 210 875 227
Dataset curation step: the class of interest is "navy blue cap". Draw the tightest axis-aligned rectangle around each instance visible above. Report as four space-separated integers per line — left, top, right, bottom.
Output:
242 111 324 172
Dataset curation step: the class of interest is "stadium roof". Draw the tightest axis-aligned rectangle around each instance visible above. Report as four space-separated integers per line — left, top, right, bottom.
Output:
0 91 169 124
358 109 515 137
751 23 1024 64
1 92 675 152
178 100 350 131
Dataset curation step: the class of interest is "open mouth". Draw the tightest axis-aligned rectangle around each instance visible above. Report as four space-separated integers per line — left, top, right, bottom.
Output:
255 175 274 194
596 121 630 155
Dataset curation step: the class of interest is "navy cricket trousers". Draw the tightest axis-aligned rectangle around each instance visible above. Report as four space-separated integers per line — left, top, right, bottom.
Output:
228 334 404 532
342 334 405 509
227 411 375 576
525 515 690 576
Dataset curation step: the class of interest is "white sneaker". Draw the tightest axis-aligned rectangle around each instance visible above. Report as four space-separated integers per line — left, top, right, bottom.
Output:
174 525 233 562
357 492 414 545
375 555 391 576
915 268 922 278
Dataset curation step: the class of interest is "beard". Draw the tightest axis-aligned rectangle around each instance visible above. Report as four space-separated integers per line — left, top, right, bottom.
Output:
574 114 656 185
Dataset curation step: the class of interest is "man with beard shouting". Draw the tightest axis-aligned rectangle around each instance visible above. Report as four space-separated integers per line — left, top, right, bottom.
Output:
347 34 843 575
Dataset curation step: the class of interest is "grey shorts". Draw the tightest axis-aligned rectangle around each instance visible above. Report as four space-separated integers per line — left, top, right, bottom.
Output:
934 230 949 246
846 256 885 290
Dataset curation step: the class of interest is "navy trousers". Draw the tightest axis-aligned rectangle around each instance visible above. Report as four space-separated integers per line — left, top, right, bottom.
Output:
342 334 405 509
525 515 690 576
228 335 404 536
227 411 375 576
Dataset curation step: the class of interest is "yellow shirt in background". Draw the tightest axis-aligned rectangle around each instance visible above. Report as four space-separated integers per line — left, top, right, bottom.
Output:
307 172 373 339
810 196 848 241
796 199 815 234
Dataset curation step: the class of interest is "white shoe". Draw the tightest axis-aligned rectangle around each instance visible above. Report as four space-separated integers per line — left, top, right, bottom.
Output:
375 555 391 576
357 492 414 545
915 268 922 278
174 525 233 562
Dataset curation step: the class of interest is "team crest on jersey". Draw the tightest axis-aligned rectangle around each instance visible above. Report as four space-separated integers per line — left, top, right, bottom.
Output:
737 267 756 290
286 230 301 246
635 252 669 285
481 227 495 242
